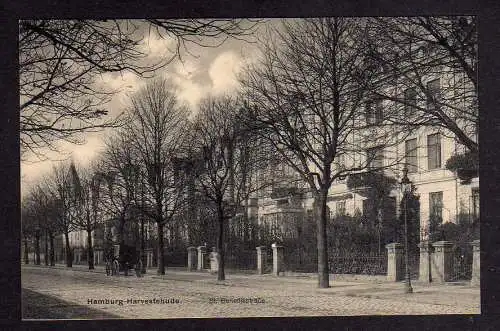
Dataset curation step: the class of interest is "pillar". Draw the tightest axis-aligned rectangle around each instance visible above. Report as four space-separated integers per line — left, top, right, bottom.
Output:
197 246 206 271
256 246 267 275
187 247 197 271
431 241 454 283
145 248 154 268
418 241 433 283
210 251 220 274
94 249 103 266
272 243 284 276
385 243 404 281
74 248 80 264
471 240 480 286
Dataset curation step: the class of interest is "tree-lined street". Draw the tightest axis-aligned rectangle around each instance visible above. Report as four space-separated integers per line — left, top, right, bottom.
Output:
20 17 479 320
22 265 479 318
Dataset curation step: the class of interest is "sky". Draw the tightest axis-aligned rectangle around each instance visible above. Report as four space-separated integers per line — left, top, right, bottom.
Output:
20 19 269 197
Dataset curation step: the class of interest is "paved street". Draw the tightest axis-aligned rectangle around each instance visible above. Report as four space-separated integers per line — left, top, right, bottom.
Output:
22 264 480 319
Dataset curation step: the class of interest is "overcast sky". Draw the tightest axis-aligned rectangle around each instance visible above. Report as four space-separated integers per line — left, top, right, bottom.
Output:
20 19 270 196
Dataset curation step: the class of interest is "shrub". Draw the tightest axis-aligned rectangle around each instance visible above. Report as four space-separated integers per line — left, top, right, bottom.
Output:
445 151 479 184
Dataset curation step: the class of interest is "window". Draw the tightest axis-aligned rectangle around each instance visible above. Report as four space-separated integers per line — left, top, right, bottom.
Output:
429 191 443 217
471 188 479 220
427 78 440 110
427 133 441 169
365 101 375 125
404 87 417 116
367 146 384 169
405 138 418 173
375 99 384 123
336 201 346 216
336 153 345 170
429 192 443 229
365 99 383 125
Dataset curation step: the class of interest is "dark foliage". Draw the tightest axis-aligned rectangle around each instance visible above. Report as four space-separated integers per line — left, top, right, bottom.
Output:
445 151 479 184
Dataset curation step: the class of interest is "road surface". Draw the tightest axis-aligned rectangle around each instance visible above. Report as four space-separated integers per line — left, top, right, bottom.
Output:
22 264 480 319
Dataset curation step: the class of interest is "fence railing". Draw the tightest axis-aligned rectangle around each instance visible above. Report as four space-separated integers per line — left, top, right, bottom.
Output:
284 248 318 273
449 244 473 281
328 253 387 275
164 250 187 267
225 250 257 271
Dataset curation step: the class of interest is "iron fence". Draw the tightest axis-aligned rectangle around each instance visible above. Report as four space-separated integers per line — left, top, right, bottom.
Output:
328 252 388 275
449 243 472 281
225 250 257 271
284 249 389 275
407 252 420 280
284 248 318 273
164 249 187 267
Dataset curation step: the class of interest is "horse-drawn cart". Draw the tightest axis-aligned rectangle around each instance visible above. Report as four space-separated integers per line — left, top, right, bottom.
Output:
105 243 142 277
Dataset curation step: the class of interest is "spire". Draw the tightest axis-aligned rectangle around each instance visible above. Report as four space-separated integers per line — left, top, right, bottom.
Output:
69 161 83 203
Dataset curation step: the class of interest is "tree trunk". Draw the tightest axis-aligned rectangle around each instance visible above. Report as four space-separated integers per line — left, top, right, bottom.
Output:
23 238 29 264
49 232 55 266
316 188 330 288
87 229 94 270
157 222 165 275
141 218 146 274
34 231 41 265
44 231 49 266
217 205 225 281
64 231 72 267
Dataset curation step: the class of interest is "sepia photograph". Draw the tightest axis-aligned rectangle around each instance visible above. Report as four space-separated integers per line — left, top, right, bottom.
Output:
20 17 480 319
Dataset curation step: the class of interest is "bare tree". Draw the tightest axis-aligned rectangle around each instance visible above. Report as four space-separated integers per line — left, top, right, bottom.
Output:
190 95 273 281
21 199 35 264
362 17 478 155
126 78 189 275
42 162 79 267
23 180 61 266
240 18 403 288
43 197 60 266
22 188 43 265
70 163 108 270
19 19 262 161
100 132 142 255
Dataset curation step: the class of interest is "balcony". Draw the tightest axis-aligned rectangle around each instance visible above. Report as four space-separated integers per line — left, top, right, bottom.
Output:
270 186 306 200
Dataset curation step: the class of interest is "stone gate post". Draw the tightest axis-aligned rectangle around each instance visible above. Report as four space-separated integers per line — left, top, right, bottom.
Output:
272 243 284 276
471 240 480 286
256 246 267 275
187 246 197 271
418 241 433 283
431 241 454 283
94 248 103 266
197 245 206 271
145 248 154 268
386 243 404 281
209 249 220 274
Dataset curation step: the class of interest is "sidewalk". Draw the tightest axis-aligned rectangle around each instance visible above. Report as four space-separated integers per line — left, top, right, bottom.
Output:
22 264 480 316
25 263 479 300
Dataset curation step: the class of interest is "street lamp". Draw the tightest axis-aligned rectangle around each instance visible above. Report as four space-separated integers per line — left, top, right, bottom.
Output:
400 166 413 294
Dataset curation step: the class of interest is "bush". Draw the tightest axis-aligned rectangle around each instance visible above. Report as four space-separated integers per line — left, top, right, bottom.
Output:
429 218 479 243
445 151 479 184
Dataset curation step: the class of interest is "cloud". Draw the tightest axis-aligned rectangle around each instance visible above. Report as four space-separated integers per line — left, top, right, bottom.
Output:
208 51 243 95
174 59 199 78
138 31 176 60
169 59 209 112
21 38 260 191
